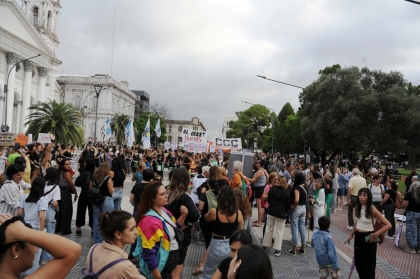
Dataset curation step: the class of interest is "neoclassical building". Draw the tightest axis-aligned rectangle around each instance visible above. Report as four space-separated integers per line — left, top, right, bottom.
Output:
57 74 136 141
0 0 62 133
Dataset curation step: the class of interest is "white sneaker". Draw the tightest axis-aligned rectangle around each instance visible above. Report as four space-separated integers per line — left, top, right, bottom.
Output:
347 226 354 231
385 235 394 240
405 247 417 254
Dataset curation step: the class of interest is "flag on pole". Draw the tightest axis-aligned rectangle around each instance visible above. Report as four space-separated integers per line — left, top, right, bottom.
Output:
125 119 135 147
155 119 161 138
101 117 112 140
142 117 151 149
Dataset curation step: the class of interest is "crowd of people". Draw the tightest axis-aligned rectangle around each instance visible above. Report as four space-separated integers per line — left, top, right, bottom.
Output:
0 140 419 279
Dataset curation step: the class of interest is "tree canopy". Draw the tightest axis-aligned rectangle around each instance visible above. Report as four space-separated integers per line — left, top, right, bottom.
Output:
299 65 420 165
25 100 84 146
134 113 167 146
278 102 294 123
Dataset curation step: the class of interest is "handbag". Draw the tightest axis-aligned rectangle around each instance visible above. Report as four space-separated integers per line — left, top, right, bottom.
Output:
371 215 385 244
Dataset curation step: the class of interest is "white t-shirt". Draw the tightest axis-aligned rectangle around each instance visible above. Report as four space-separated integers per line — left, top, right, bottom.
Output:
0 154 6 172
162 210 179 251
44 183 61 203
369 183 383 202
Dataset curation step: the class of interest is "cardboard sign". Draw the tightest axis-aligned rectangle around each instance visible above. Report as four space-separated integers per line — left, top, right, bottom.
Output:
15 134 28 146
181 128 206 144
164 142 170 151
0 133 16 146
37 133 51 143
172 142 177 151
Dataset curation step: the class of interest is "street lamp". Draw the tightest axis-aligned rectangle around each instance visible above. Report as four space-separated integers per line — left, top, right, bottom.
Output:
3 54 41 130
93 84 104 144
405 0 420 4
242 101 276 154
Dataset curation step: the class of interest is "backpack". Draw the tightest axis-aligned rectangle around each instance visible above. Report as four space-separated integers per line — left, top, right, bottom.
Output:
368 183 384 192
89 176 109 206
136 171 143 184
82 244 126 279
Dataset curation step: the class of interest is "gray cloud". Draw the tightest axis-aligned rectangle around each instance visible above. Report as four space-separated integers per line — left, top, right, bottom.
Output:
57 0 420 137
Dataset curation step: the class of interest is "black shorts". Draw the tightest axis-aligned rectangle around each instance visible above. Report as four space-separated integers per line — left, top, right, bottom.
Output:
254 186 264 199
178 249 187 265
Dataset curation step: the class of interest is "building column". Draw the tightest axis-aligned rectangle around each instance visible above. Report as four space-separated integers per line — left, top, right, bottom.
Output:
5 52 19 129
21 61 34 131
37 67 48 103
15 101 22 133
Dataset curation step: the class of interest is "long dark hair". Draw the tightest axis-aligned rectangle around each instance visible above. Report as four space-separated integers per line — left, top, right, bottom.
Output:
59 159 70 173
293 172 306 187
85 158 96 174
217 185 237 216
26 177 46 203
99 210 133 242
167 168 189 204
234 244 273 279
136 181 163 224
355 188 373 219
45 167 58 185
208 177 221 196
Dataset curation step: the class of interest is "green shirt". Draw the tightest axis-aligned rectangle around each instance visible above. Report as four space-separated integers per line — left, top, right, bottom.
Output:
7 153 21 165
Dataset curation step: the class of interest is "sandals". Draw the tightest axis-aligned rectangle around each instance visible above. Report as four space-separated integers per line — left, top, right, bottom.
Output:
251 223 262 227
191 266 203 276
76 230 82 237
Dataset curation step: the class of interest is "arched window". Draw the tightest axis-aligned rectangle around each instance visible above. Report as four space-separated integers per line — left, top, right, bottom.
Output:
47 11 52 30
178 125 182 132
73 95 81 108
32 6 39 26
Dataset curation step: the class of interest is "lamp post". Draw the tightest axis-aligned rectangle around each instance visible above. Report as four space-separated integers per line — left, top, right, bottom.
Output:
93 84 103 144
405 0 420 4
242 101 275 154
3 54 41 130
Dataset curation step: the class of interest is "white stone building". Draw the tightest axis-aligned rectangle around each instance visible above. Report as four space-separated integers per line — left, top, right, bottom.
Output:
165 117 206 144
57 74 136 141
221 115 238 138
0 0 62 133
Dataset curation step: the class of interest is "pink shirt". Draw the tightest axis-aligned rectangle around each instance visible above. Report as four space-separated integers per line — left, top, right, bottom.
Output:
263 184 272 208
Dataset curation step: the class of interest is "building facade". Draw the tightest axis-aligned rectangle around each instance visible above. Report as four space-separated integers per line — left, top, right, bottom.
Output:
0 0 62 133
132 90 150 119
57 74 136 141
221 115 238 138
165 117 206 144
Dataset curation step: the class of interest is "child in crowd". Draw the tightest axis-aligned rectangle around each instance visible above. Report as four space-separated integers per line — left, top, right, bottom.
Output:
311 216 340 279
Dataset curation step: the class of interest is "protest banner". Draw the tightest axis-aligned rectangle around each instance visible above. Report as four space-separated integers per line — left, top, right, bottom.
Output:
28 134 32 144
37 133 51 143
171 142 177 151
0 133 16 146
15 134 28 146
181 128 207 144
214 137 242 152
199 144 207 153
209 145 216 152
164 142 170 151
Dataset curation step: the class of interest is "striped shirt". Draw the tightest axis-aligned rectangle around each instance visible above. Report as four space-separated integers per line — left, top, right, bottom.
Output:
0 180 31 216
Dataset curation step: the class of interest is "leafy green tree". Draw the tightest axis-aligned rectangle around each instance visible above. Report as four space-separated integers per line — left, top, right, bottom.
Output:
134 113 167 146
275 113 303 154
25 100 84 146
226 105 271 150
277 102 294 123
107 114 129 144
300 66 410 165
318 64 341 76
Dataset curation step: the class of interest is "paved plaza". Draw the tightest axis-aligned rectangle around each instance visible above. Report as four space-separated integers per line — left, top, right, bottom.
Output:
63 173 417 279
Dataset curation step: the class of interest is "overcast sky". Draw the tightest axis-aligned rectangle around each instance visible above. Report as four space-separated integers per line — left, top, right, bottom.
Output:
56 0 420 138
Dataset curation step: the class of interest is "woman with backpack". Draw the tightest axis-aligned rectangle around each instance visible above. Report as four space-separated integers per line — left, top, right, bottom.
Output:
369 175 385 212
17 177 48 275
75 159 95 238
92 162 115 244
85 210 145 279
380 179 400 240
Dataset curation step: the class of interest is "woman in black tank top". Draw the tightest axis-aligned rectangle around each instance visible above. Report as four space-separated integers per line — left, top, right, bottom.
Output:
201 186 244 279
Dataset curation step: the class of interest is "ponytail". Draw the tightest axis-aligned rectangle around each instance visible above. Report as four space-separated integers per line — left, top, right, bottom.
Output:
98 210 133 242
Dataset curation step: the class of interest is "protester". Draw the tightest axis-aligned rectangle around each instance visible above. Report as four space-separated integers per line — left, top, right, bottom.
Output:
336 168 349 211
233 189 252 233
246 159 268 227
111 157 126 210
309 178 326 233
0 164 31 215
134 181 187 279
312 216 340 279
402 181 420 253
55 159 78 235
230 161 248 190
85 210 145 278
262 172 278 235
226 244 273 279
75 158 95 238
17 177 48 275
92 162 115 243
166 167 200 279
346 167 367 231
201 185 244 279
212 230 252 279
368 174 385 212
288 172 307 255
262 176 290 256
0 213 81 279
345 188 391 278
380 179 398 240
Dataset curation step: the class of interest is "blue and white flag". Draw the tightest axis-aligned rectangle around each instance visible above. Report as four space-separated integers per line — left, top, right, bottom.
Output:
101 117 112 140
125 119 135 147
142 117 151 149
155 119 161 138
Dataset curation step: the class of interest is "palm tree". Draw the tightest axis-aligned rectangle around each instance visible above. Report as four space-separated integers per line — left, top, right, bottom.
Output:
109 113 129 144
25 99 84 146
407 82 420 96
